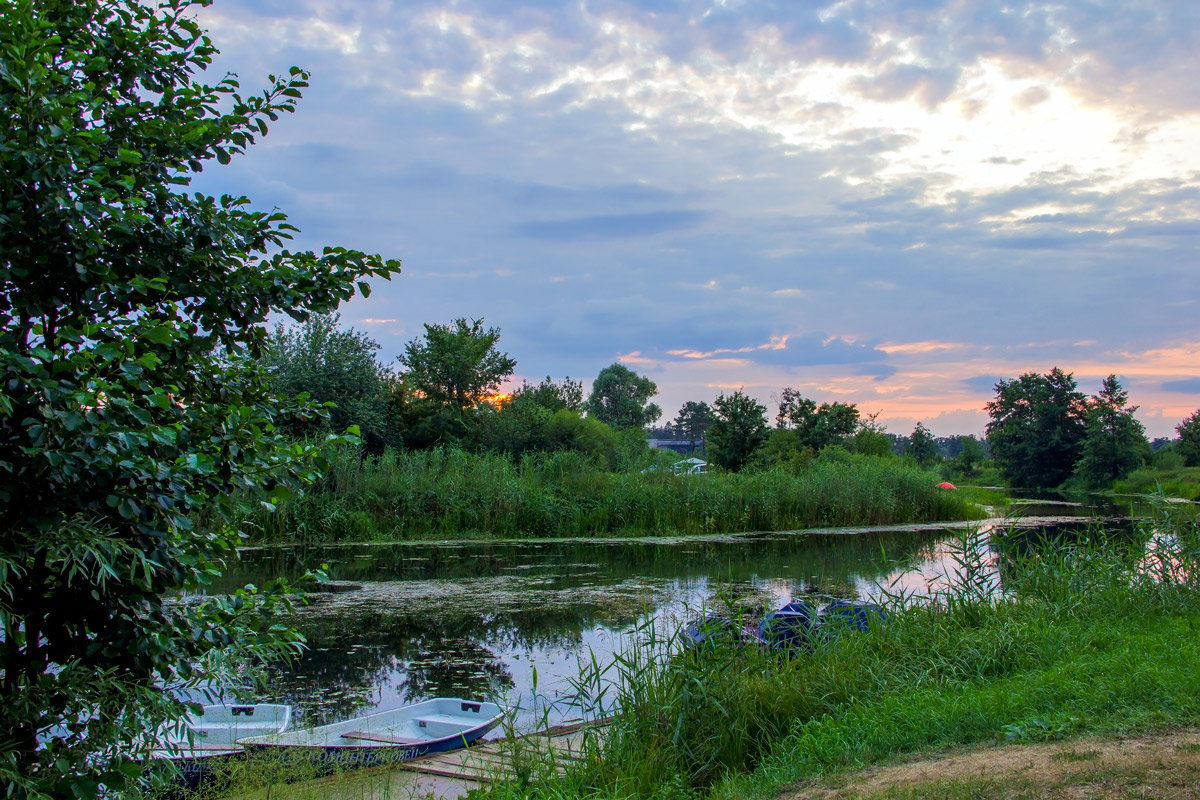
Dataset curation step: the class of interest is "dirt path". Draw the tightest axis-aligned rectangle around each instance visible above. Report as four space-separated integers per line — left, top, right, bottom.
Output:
779 729 1200 799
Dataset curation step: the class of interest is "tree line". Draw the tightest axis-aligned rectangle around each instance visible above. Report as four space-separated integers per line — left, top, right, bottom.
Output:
261 313 983 474
266 316 1200 491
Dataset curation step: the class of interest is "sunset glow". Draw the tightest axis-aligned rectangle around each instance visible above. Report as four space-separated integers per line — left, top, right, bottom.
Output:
196 1 1200 439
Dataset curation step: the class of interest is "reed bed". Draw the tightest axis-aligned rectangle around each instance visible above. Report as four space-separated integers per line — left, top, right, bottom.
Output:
251 447 981 542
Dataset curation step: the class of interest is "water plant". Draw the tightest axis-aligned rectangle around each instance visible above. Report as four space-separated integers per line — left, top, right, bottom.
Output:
248 446 984 543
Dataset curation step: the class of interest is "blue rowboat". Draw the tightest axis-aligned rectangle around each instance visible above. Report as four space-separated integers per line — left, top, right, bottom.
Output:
238 698 504 770
151 702 292 786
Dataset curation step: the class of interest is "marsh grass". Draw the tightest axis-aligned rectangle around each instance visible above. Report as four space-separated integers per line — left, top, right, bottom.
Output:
472 500 1200 800
252 447 983 543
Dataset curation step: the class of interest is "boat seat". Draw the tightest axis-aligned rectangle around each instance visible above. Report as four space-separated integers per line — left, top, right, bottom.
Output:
416 714 475 727
339 730 425 745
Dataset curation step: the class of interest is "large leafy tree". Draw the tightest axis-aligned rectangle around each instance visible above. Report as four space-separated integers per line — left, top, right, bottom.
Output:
397 317 516 430
263 313 395 450
584 363 662 429
1177 410 1200 467
1074 375 1149 487
0 1 399 794
775 388 860 451
985 367 1088 488
707 390 769 472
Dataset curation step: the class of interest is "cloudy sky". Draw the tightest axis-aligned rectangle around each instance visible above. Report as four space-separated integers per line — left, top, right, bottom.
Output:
191 0 1200 438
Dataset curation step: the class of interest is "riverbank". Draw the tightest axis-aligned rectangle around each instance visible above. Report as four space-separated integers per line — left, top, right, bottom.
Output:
249 447 984 542
178 504 1200 800
775 727 1200 799
477 504 1200 800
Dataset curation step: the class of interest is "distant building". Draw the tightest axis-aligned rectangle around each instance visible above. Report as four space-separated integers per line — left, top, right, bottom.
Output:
646 438 695 454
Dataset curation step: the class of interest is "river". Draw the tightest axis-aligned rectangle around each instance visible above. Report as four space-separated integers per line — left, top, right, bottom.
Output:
214 499 1123 731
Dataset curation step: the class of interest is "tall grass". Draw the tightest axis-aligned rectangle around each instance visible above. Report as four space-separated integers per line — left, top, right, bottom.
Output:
251 447 982 542
473 500 1200 800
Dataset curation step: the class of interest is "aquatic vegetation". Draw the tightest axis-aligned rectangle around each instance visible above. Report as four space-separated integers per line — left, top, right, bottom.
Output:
251 447 984 543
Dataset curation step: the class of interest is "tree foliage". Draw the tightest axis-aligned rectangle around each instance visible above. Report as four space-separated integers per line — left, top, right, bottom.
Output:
985 367 1088 488
673 400 713 453
263 313 395 450
906 422 939 467
473 376 584 457
396 317 516 428
584 363 662 429
775 388 860 451
0 1 399 793
1075 375 1149 487
707 390 769 472
1176 410 1200 468
851 414 894 458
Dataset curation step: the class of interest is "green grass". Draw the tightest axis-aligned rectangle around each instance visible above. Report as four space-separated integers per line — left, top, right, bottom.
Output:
249 447 985 543
463 502 1200 800
1113 464 1200 501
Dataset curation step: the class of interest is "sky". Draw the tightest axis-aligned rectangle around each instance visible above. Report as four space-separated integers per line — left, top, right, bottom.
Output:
189 0 1200 439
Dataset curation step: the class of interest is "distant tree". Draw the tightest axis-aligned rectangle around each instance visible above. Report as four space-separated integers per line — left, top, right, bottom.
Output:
985 367 1088 488
397 318 516 426
907 422 939 467
474 376 584 457
1177 410 1200 467
673 401 714 452
776 388 859 451
852 413 894 457
512 376 584 414
708 390 769 471
954 436 987 473
263 313 395 449
584 363 662 429
1074 375 1149 487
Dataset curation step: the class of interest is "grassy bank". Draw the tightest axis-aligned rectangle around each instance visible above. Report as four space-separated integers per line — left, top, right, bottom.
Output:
468 502 1200 800
251 447 983 542
165 503 1200 800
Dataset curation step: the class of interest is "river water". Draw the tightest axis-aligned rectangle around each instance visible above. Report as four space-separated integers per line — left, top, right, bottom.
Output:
216 500 1122 730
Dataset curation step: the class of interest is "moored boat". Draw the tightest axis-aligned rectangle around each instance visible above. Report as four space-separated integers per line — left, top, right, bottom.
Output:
151 702 292 785
238 697 504 770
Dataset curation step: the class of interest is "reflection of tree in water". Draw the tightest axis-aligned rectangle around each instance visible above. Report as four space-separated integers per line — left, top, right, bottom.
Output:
258 598 623 726
233 528 956 724
222 529 949 591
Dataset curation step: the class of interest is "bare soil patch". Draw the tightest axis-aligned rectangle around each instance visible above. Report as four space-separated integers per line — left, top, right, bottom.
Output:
780 729 1200 799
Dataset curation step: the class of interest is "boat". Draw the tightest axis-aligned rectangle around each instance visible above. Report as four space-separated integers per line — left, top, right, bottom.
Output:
151 702 292 785
238 697 504 770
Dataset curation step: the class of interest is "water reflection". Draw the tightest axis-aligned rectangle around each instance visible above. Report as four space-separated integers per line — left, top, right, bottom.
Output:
223 520 1103 728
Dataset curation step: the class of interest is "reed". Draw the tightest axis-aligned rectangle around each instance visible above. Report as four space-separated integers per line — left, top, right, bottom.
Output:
250 446 983 543
475 500 1200 800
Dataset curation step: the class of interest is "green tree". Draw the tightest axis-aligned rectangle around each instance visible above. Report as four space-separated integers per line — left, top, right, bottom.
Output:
673 400 714 452
954 435 987 474
263 313 395 450
776 388 859 451
512 375 584 414
584 363 663 429
707 390 769 472
397 317 517 429
907 422 939 467
474 376 583 457
0 1 400 794
852 413 894 458
1074 375 1149 487
985 367 1088 488
1176 410 1200 467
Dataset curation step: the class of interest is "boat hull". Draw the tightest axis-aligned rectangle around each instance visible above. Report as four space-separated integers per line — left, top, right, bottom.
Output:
239 698 504 771
151 703 292 788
